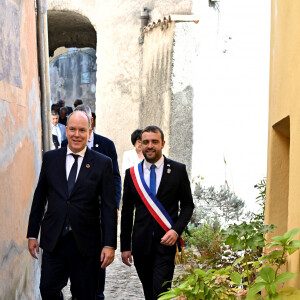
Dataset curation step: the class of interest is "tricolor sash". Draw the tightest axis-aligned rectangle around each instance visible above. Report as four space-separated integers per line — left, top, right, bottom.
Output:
130 162 183 246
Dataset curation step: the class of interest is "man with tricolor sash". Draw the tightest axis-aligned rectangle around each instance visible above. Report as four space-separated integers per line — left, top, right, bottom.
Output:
120 125 194 300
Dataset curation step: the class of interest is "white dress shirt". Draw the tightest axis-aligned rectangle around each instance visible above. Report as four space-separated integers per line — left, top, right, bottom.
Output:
122 149 142 175
87 131 94 149
52 124 62 145
143 156 164 194
66 146 86 180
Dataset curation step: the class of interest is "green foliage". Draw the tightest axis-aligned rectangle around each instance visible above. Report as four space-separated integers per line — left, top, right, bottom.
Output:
247 178 266 224
159 225 300 300
192 177 245 224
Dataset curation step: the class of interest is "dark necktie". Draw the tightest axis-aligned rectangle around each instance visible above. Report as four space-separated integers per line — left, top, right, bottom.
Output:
62 154 79 236
150 164 156 195
68 154 79 196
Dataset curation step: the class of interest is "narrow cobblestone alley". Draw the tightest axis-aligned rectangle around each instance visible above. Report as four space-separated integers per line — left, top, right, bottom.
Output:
62 222 183 299
62 223 145 300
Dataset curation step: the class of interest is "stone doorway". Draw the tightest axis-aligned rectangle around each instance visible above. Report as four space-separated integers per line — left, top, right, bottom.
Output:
48 10 97 111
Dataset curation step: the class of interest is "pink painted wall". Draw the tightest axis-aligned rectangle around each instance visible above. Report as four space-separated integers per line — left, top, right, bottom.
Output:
0 0 42 298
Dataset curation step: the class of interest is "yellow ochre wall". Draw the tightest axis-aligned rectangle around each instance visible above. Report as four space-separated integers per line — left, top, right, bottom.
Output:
266 0 300 287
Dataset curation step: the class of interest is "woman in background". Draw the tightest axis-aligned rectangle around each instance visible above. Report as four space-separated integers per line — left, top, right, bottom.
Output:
122 129 144 175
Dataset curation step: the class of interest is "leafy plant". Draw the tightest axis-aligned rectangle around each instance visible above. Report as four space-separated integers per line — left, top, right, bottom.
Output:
159 225 300 300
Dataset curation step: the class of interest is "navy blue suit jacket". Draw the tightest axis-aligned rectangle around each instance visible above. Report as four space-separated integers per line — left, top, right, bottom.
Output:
120 157 194 256
27 147 117 256
61 133 122 207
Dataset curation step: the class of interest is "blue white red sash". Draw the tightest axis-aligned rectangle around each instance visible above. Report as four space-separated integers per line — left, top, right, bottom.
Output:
130 162 183 246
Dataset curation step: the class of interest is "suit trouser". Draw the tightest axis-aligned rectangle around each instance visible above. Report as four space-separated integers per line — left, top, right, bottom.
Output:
40 232 100 300
133 242 175 300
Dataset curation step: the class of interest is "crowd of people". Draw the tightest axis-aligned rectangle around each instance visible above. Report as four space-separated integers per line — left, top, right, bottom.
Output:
27 99 194 300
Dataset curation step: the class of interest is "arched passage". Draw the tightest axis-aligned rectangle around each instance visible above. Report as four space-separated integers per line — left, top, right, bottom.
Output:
47 10 97 111
48 10 96 56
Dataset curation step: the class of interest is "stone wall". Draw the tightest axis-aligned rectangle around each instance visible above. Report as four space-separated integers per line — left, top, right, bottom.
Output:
140 20 196 173
50 48 97 111
0 0 42 299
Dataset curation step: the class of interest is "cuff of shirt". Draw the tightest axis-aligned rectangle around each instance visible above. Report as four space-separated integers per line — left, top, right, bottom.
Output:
170 229 179 236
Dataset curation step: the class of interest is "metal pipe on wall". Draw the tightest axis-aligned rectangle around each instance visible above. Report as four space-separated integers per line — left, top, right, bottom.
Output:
36 0 51 152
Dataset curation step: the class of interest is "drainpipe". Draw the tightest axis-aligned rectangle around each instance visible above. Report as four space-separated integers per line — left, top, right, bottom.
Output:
36 0 51 152
138 8 149 126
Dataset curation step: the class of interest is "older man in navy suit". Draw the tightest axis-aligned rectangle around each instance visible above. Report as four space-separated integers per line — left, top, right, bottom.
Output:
61 105 121 299
27 111 117 300
121 126 194 300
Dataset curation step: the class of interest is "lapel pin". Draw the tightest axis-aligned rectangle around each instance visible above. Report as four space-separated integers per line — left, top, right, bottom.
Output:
167 168 171 174
95 144 99 147
86 164 90 168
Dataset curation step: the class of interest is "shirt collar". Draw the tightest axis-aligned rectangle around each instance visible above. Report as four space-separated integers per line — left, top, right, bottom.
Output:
144 155 164 170
67 146 87 158
88 131 94 143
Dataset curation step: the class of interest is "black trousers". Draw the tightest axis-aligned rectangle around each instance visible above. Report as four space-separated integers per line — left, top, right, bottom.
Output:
40 232 100 300
133 242 175 300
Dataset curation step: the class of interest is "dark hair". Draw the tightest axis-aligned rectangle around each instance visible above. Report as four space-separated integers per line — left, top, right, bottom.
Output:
131 129 142 146
51 110 59 116
60 106 68 113
142 126 164 142
51 103 59 110
74 99 83 107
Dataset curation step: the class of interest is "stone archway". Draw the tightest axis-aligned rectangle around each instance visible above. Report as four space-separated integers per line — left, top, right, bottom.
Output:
47 10 97 110
48 10 96 56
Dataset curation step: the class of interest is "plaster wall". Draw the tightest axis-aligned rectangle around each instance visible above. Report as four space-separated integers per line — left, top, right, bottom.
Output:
0 0 42 299
47 0 193 170
266 0 300 287
190 0 270 211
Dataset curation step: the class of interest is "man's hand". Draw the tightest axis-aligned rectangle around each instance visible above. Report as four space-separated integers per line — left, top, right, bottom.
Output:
28 239 39 259
121 250 133 266
160 230 178 246
100 247 115 268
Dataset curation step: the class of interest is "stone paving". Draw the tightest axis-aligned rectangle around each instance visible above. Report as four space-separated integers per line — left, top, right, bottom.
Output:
62 223 183 300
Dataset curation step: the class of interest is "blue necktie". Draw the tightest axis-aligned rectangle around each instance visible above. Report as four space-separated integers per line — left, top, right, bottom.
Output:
150 164 156 195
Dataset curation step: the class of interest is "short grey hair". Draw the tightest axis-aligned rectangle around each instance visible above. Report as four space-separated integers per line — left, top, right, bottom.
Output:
67 110 91 128
74 104 92 119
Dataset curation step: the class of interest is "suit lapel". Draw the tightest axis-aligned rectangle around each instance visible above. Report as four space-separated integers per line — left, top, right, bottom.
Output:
92 133 103 153
70 147 94 196
58 147 68 197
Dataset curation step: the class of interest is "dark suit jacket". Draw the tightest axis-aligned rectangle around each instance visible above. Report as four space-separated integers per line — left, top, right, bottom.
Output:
27 147 117 257
120 156 194 256
61 133 122 207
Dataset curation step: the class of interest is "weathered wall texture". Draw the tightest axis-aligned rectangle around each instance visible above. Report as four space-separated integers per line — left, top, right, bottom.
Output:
50 48 97 111
265 0 300 287
47 0 193 171
140 21 195 173
0 0 42 299
140 22 175 157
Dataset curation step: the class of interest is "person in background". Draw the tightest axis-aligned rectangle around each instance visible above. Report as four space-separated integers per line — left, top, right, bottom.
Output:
51 110 66 149
59 106 68 126
51 103 60 114
121 129 144 175
58 98 73 115
91 112 96 131
74 99 83 108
